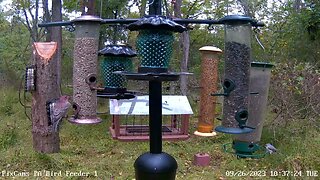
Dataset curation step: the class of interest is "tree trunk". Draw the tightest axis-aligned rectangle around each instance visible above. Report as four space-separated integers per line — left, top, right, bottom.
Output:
50 0 62 95
32 42 60 153
174 0 190 95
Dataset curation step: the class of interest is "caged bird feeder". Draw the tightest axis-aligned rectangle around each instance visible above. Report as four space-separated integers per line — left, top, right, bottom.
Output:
69 15 103 125
124 13 187 180
214 15 256 134
226 62 274 158
97 44 136 99
129 16 185 73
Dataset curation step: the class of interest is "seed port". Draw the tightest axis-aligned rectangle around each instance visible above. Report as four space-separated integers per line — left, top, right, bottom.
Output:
239 111 248 121
89 76 96 83
248 144 254 148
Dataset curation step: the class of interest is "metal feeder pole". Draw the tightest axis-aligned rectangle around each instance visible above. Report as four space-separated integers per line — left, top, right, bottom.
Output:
194 46 222 137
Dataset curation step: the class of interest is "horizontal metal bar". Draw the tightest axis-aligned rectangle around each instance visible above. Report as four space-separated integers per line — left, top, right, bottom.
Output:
38 21 72 27
38 18 263 28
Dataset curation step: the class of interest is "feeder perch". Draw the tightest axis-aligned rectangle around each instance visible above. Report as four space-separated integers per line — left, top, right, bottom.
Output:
127 15 186 73
215 15 255 134
194 46 222 137
69 15 102 125
231 62 274 158
97 44 136 99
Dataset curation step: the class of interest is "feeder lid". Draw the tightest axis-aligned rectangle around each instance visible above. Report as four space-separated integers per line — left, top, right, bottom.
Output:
72 15 103 23
98 44 137 57
199 46 223 53
219 15 256 25
127 15 187 33
251 62 274 68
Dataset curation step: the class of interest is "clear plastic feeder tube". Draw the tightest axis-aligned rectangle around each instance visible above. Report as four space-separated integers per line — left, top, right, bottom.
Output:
235 62 274 143
215 15 254 134
70 15 102 124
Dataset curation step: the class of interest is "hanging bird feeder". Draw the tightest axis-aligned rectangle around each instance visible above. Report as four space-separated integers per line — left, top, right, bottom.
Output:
69 15 102 125
229 62 274 158
128 15 186 73
214 15 256 134
98 44 136 93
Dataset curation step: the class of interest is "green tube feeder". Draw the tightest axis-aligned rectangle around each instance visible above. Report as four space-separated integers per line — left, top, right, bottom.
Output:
214 15 256 134
127 16 186 73
98 44 136 93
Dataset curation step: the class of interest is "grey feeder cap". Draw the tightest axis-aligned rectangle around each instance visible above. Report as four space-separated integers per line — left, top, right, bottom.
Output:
98 45 137 57
71 15 103 23
219 15 256 25
127 15 187 33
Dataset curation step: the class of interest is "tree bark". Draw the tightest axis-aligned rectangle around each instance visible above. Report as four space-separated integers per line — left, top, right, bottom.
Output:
50 0 62 95
32 42 60 153
174 0 190 95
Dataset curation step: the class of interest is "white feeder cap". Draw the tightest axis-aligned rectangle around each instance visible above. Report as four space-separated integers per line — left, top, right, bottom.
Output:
199 46 222 53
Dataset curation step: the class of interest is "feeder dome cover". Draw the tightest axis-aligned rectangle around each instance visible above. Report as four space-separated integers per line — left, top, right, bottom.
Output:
98 45 137 57
127 15 187 33
219 15 256 25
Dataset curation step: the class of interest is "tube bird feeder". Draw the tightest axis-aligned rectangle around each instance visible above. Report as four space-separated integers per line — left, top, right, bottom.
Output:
214 15 255 134
194 46 222 137
98 44 136 96
231 62 274 158
69 15 102 124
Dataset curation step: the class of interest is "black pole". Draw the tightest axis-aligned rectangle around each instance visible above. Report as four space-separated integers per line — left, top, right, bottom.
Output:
149 80 162 153
149 0 162 15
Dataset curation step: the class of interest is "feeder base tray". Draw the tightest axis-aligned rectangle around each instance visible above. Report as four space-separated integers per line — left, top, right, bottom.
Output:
114 71 192 81
215 125 254 134
194 131 217 137
69 116 102 124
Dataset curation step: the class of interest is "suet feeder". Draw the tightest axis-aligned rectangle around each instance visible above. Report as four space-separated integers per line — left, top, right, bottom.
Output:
194 46 222 137
69 15 102 125
128 15 185 73
214 15 255 134
230 62 274 158
25 65 36 92
98 44 136 94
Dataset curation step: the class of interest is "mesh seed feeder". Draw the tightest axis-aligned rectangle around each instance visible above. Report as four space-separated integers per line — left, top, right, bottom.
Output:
227 62 274 158
69 15 103 124
214 15 255 134
128 15 186 73
126 15 186 180
98 44 136 97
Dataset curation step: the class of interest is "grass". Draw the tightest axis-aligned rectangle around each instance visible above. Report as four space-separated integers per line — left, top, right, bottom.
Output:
0 87 319 180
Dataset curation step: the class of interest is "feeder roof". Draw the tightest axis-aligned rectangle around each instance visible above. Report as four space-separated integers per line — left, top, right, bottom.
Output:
199 46 223 53
127 15 187 33
98 45 137 57
251 62 274 68
219 15 256 25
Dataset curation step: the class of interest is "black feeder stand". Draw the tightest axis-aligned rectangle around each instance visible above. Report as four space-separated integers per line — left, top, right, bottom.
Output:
117 15 187 180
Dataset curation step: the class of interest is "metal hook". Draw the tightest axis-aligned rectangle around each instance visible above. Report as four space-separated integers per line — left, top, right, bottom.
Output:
254 27 265 51
147 0 155 6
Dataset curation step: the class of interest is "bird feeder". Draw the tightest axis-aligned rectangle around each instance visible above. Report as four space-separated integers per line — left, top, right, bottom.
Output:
126 15 186 180
99 44 136 93
25 65 36 92
128 16 185 73
69 15 102 124
214 15 255 134
194 46 222 137
231 62 274 158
